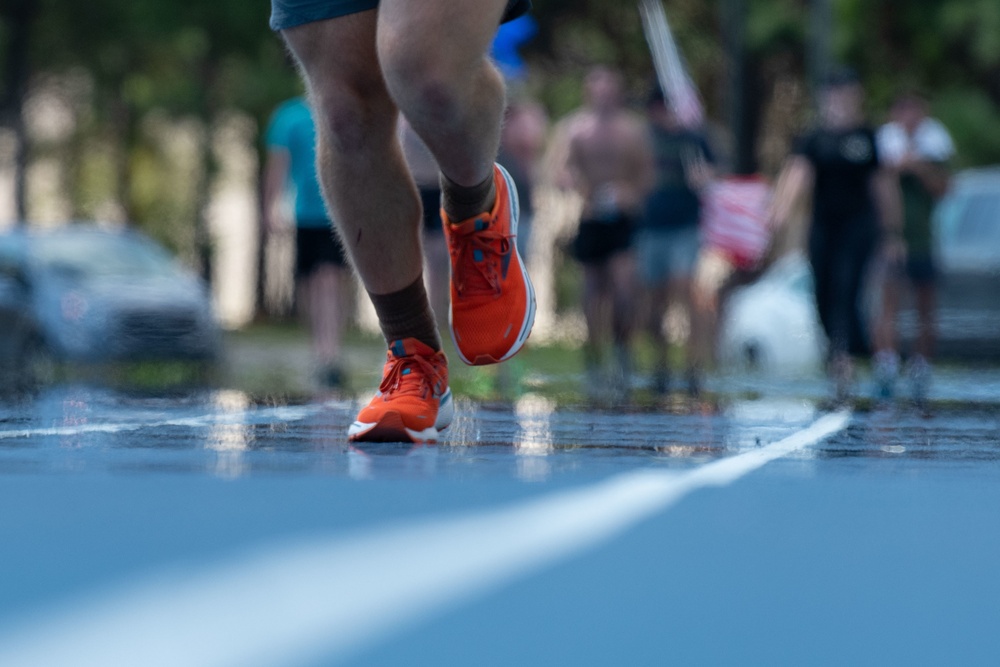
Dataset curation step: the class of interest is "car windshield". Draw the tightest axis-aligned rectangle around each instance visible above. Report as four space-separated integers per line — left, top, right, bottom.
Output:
938 189 1000 247
30 232 178 279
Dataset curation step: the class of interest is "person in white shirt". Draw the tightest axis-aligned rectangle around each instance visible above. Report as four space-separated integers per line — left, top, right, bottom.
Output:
873 90 955 404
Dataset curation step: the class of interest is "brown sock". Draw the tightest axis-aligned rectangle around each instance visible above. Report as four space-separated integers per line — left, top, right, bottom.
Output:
368 276 441 351
441 172 496 223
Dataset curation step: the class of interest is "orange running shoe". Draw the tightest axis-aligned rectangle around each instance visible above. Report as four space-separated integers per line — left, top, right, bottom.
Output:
348 338 453 443
443 163 536 366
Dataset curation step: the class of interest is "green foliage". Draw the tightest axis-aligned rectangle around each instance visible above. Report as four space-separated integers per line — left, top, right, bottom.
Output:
935 88 1000 168
746 0 804 51
6 0 1000 262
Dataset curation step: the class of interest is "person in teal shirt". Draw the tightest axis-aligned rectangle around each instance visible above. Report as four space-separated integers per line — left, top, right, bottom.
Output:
264 96 349 388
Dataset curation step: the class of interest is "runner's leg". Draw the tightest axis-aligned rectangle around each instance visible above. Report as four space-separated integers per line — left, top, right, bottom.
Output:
282 13 425 297
376 0 508 190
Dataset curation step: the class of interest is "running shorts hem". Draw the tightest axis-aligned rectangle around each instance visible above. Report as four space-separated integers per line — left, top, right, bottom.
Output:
571 216 635 265
271 0 530 31
271 0 377 31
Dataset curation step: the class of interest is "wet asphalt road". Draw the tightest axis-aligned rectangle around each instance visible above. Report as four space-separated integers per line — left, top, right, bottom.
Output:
1 373 999 666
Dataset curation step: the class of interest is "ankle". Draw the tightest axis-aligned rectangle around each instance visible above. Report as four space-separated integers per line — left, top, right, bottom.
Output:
441 171 495 222
368 276 441 351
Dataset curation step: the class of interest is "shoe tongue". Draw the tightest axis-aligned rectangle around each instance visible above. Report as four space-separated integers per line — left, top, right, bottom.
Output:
451 215 490 236
389 338 435 359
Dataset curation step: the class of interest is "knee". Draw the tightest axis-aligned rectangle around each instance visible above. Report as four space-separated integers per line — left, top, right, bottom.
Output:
378 32 462 120
309 80 395 153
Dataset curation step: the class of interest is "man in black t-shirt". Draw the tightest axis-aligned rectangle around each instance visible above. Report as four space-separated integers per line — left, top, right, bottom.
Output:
770 68 902 401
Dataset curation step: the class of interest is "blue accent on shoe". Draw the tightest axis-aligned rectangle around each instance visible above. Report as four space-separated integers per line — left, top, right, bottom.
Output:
402 368 411 375
391 340 405 357
474 249 484 262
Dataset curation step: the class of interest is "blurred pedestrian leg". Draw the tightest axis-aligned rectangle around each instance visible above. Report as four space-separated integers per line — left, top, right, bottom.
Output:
768 68 901 402
874 90 955 404
559 67 654 402
263 96 351 388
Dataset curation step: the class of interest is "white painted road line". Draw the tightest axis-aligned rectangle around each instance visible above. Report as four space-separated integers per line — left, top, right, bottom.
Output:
0 410 851 667
0 403 337 440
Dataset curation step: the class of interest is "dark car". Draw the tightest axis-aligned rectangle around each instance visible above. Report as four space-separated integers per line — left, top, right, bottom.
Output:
897 167 1000 359
0 224 221 370
0 242 49 389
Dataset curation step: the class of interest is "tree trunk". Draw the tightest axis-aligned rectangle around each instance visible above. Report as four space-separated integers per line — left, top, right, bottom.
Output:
722 0 757 175
193 60 221 286
254 139 268 320
110 93 136 225
2 0 37 225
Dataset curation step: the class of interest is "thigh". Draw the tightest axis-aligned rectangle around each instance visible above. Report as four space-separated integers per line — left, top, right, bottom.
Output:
667 226 700 279
608 251 637 301
281 11 385 104
582 263 611 300
377 0 507 64
635 229 669 285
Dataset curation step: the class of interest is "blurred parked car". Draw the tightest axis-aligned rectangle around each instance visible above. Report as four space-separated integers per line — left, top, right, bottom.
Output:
0 224 221 374
719 167 1000 373
718 252 825 375
902 167 1000 359
0 242 48 389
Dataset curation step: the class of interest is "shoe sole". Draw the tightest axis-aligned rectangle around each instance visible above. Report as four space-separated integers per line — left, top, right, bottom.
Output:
450 163 536 366
348 389 454 443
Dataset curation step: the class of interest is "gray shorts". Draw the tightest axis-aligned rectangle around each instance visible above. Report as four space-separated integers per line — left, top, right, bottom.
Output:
271 0 530 31
636 226 700 284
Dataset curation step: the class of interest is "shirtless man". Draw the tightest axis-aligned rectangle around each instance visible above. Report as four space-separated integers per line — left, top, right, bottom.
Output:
563 66 654 394
270 0 536 442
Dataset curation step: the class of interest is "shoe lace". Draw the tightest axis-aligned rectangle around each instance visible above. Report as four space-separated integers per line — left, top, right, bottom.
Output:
451 219 513 298
379 353 443 399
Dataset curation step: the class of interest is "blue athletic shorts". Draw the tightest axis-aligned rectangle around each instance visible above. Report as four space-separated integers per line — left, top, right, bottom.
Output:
635 225 700 285
271 0 530 31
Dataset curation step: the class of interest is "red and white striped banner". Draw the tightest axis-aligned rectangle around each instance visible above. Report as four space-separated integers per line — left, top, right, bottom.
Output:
701 176 774 270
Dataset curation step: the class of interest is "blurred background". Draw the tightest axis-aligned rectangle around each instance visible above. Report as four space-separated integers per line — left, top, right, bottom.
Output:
1 0 999 397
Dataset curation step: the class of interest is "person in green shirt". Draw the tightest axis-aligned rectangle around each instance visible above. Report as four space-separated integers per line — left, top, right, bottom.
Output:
873 90 955 403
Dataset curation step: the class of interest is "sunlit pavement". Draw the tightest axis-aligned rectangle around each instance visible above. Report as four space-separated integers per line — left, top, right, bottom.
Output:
0 370 999 666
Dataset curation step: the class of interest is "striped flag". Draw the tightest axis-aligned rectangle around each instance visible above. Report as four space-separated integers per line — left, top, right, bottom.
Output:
638 0 704 129
700 176 774 270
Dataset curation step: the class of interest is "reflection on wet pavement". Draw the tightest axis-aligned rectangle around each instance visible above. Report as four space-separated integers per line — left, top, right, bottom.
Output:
2 371 999 667
2 371 999 479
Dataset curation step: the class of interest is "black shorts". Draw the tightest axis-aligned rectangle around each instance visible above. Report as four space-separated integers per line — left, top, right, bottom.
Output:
419 187 444 234
271 0 530 31
571 215 635 265
296 225 346 277
904 253 937 285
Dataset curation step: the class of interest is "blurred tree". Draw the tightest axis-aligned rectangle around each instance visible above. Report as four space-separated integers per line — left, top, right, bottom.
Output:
5 0 999 318
835 0 1000 166
528 0 1000 168
0 0 38 223
19 0 297 278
